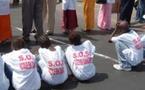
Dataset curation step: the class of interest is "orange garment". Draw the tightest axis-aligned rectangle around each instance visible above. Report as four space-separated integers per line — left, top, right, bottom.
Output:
0 15 12 43
83 0 96 30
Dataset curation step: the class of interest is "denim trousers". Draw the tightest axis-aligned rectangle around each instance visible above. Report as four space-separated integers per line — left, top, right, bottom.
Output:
136 0 145 21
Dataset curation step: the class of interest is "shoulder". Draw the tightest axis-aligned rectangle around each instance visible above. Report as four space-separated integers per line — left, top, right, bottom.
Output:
55 46 62 50
83 40 92 45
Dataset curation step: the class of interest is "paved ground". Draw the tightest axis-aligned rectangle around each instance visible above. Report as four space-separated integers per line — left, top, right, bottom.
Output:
1 2 145 90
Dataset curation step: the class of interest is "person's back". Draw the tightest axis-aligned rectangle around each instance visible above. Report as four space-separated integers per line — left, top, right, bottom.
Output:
65 32 96 80
2 37 41 90
38 36 68 85
0 55 9 90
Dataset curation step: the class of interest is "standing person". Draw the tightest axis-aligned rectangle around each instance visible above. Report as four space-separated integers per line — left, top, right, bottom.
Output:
136 0 145 23
37 35 68 85
109 21 143 71
119 0 135 24
43 0 57 35
65 32 96 80
62 0 78 35
97 0 115 31
22 0 44 42
83 0 96 32
0 0 12 44
0 55 10 90
2 37 41 90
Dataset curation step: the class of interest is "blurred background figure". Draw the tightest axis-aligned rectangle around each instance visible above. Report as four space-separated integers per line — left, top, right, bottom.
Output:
83 0 96 32
0 0 12 44
136 0 145 23
62 0 78 35
119 0 135 24
22 0 44 42
43 0 57 35
97 0 115 31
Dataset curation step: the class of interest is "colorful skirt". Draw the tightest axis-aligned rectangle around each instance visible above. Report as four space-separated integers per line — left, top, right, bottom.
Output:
62 10 78 31
0 15 12 43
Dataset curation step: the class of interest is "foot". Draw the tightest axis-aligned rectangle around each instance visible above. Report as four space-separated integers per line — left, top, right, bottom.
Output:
113 64 131 71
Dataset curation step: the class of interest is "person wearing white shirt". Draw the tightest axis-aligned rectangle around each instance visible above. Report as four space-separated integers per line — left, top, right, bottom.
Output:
109 20 144 71
37 35 68 85
2 37 41 90
65 32 96 80
0 55 9 90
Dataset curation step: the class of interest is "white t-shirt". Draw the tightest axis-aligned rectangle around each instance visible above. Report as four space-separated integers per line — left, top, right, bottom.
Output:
0 56 9 90
65 40 96 81
111 30 143 66
2 49 41 90
0 0 10 15
38 46 68 85
62 0 76 10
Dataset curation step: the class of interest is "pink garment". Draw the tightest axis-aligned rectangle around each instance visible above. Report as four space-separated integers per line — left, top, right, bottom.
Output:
97 4 112 30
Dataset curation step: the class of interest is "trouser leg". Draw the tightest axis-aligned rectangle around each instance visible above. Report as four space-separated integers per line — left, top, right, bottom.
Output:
115 41 132 68
120 0 135 23
47 0 57 32
34 0 43 36
22 0 35 38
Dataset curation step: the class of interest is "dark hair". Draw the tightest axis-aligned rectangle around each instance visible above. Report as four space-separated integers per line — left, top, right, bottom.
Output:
39 35 51 48
12 37 25 50
69 32 81 45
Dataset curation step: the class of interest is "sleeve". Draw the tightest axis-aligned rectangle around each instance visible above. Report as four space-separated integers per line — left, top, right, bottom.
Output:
111 36 120 42
2 54 12 66
83 40 96 54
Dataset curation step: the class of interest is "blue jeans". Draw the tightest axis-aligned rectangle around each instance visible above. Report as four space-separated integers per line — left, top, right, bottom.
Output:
136 0 145 21
115 41 132 69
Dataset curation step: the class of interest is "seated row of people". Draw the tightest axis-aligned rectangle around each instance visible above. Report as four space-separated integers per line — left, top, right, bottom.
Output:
0 20 145 89
0 32 96 90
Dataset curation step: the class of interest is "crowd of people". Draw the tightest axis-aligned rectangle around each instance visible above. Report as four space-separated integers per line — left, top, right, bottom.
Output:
0 0 145 90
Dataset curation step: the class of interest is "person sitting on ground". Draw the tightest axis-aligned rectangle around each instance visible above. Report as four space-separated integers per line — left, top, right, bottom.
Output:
65 32 96 81
0 55 10 90
108 20 144 71
37 35 68 85
2 37 41 90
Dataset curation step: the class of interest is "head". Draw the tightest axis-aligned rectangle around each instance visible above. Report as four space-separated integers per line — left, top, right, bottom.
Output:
69 32 81 46
11 37 25 50
116 20 130 33
39 35 51 48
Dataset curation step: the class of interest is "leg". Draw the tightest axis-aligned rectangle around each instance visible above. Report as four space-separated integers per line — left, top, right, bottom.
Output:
83 0 95 31
114 41 132 71
34 0 43 37
22 0 35 40
120 0 135 23
47 0 57 34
